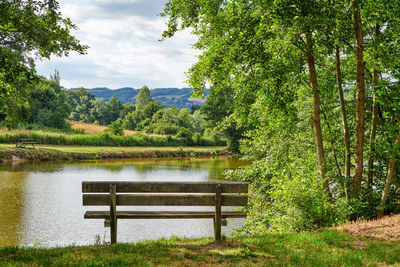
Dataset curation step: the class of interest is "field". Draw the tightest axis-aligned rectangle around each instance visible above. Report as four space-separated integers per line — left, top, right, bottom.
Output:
68 121 164 137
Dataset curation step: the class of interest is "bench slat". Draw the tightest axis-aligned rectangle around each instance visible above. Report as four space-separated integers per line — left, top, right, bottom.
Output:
84 210 246 219
82 181 248 193
83 194 248 206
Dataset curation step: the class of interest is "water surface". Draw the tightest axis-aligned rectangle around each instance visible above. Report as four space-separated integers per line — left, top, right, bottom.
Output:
0 157 250 247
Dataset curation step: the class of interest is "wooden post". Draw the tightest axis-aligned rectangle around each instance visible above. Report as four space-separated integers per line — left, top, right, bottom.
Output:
109 184 117 244
214 184 222 241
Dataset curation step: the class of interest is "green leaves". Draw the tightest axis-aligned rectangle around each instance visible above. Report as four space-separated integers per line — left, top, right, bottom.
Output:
0 0 88 124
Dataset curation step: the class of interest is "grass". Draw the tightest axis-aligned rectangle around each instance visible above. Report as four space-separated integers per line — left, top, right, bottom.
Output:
1 230 399 266
0 129 224 147
0 144 226 153
0 144 228 161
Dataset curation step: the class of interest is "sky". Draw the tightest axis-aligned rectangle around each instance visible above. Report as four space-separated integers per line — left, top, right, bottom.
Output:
35 0 198 89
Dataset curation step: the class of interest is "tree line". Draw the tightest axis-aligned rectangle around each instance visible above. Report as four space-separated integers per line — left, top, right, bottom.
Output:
0 74 239 147
66 85 212 145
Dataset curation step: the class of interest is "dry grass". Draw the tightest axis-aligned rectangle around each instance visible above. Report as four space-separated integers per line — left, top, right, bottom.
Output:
68 121 165 137
69 120 108 134
335 214 400 241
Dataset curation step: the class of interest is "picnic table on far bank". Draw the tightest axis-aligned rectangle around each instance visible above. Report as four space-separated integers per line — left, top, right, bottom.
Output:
15 138 37 149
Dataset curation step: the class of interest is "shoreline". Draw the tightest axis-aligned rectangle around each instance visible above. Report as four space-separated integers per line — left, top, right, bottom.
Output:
0 145 231 163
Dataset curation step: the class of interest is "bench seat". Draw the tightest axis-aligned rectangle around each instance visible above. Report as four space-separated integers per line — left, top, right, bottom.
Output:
84 210 246 219
82 181 249 243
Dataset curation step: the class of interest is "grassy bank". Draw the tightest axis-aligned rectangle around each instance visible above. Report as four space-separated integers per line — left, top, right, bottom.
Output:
0 144 229 162
0 130 225 147
1 230 399 266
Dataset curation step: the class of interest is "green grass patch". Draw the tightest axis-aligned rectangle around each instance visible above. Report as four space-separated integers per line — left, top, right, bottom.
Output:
1 231 399 266
0 144 226 154
0 144 228 161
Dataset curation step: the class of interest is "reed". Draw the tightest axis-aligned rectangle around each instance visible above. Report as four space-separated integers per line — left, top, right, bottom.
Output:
0 131 225 147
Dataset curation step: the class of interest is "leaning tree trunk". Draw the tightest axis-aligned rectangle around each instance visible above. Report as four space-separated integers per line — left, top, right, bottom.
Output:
351 0 366 198
305 34 331 199
335 45 351 180
377 129 400 218
367 24 380 197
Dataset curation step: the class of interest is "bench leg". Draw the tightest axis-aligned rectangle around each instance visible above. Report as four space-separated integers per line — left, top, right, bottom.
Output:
214 184 222 241
110 184 117 244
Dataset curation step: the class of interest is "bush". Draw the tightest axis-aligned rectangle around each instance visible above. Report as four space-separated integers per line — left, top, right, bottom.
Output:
175 128 193 146
106 119 124 136
227 156 351 233
192 132 202 145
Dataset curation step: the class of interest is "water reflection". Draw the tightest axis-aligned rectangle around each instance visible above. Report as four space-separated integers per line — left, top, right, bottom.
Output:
0 156 250 247
0 171 27 246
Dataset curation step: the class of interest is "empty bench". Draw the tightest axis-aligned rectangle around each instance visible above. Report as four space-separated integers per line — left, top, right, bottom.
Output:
15 138 37 149
82 181 249 243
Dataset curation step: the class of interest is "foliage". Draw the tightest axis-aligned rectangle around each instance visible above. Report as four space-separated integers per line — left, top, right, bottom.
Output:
176 128 193 146
135 85 152 109
105 119 124 136
161 0 400 230
0 0 87 123
28 77 71 129
66 88 96 122
202 86 246 152
64 88 220 148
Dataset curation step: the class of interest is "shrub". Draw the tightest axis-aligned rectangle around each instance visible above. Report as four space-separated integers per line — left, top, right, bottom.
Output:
192 132 202 145
106 119 124 136
227 155 351 233
175 128 193 146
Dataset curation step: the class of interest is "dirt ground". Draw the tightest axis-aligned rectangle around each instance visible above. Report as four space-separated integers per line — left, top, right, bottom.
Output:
335 214 400 241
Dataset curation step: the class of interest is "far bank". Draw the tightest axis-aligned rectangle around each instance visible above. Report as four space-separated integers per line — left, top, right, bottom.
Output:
0 144 230 163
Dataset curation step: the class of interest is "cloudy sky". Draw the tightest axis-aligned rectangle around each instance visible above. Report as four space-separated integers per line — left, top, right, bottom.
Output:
36 0 198 89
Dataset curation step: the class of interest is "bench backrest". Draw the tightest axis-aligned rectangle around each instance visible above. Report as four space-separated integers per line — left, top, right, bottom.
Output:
82 181 248 207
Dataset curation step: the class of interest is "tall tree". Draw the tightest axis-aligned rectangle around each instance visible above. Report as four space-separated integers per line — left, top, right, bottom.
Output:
135 85 152 109
29 77 71 129
366 24 380 196
162 0 333 196
351 0 366 198
161 0 400 226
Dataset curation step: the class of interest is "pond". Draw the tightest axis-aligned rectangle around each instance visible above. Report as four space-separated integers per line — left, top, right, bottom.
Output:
0 156 250 247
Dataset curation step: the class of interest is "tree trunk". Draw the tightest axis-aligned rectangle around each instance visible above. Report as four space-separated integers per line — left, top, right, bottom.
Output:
322 110 343 178
377 129 400 218
305 34 331 199
351 0 366 198
335 45 351 180
367 24 380 197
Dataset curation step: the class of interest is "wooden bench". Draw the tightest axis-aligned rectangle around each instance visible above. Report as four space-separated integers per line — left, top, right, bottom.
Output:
15 138 37 149
82 181 249 243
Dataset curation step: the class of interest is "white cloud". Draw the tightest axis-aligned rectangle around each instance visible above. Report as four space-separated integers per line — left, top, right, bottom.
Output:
36 0 198 89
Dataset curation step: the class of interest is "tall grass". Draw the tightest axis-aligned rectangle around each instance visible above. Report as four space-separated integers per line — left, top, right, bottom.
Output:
0 131 225 147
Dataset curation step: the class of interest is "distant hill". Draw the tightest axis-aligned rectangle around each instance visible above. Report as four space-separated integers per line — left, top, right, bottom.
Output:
71 87 208 109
